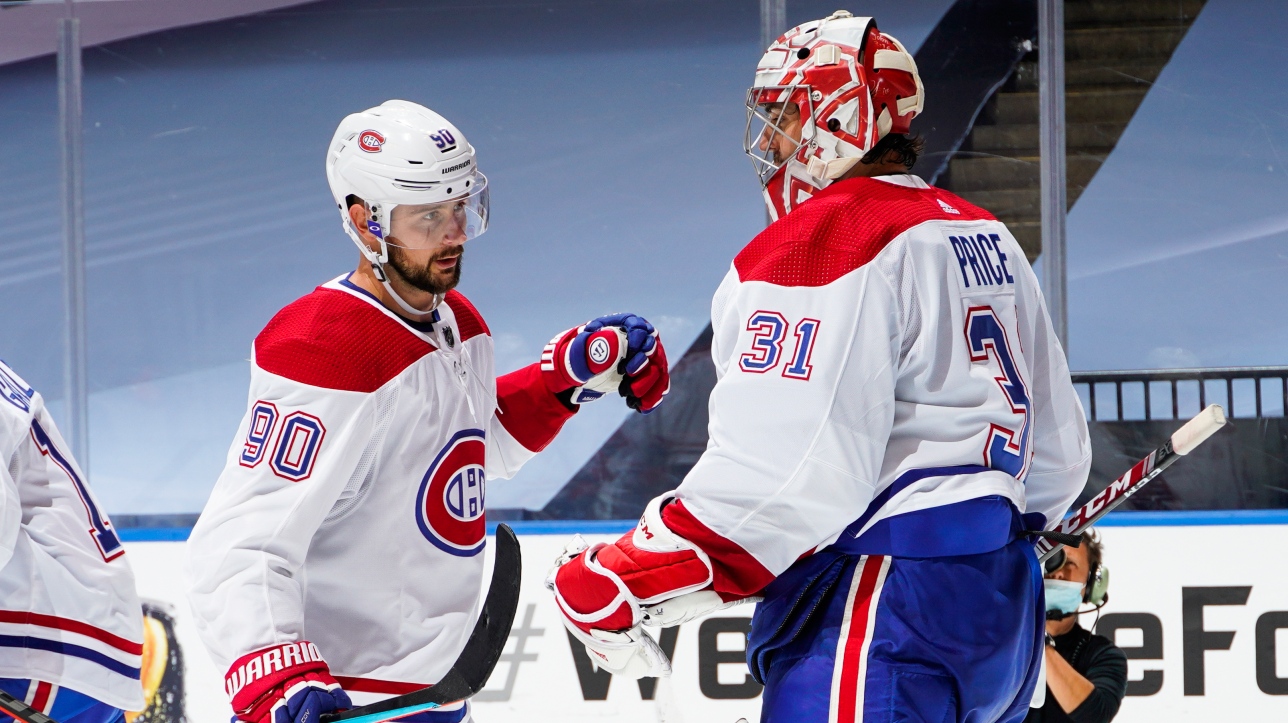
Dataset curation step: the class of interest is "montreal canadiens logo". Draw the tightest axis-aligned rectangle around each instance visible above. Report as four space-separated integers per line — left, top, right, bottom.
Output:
358 130 386 153
415 429 487 557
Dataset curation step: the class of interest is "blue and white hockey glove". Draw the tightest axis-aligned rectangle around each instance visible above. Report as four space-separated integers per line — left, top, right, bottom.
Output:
541 313 667 409
226 642 351 723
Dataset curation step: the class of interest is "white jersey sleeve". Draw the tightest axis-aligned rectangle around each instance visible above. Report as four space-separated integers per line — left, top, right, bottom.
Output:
1011 265 1091 530
187 363 375 668
679 237 901 576
0 361 144 710
674 175 1090 579
485 363 577 481
0 430 21 572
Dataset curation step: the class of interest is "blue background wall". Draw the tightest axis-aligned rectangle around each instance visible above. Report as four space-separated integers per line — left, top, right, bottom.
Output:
0 0 1282 515
0 0 952 513
1058 0 1288 375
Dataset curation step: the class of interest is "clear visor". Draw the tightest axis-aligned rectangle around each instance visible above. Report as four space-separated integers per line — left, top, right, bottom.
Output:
381 173 490 250
744 86 814 185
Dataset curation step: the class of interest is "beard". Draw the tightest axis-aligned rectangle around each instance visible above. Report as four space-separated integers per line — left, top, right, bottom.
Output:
387 245 462 295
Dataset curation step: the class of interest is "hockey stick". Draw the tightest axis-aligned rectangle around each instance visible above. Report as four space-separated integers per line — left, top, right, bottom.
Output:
1035 404 1227 564
320 523 522 723
0 691 56 723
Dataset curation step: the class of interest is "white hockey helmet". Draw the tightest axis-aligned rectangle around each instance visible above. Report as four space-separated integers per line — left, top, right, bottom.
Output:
326 100 489 313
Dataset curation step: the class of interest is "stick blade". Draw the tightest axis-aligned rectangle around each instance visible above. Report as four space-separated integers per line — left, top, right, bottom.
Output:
1172 404 1227 455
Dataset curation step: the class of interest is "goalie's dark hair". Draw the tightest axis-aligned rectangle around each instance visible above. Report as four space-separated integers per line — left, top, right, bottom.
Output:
861 133 924 170
345 194 366 211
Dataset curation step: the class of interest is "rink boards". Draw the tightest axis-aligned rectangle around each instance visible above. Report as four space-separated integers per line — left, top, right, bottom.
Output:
125 520 1288 722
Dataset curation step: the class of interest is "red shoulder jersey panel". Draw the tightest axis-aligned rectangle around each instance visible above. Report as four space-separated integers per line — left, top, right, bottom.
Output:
444 290 490 342
255 287 436 393
734 177 995 287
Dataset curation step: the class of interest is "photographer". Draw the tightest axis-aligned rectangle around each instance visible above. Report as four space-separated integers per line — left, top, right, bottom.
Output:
1026 531 1127 723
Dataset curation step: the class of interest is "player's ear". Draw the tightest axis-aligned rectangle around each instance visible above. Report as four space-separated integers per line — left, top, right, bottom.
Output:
346 198 381 248
347 201 368 229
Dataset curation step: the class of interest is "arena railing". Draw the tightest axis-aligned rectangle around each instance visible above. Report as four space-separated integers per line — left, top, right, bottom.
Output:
1071 366 1288 422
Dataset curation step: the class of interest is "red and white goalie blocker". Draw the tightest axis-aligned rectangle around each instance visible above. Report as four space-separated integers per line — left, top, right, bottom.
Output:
548 492 770 677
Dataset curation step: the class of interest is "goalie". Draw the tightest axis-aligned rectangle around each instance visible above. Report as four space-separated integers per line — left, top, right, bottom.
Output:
548 12 1090 723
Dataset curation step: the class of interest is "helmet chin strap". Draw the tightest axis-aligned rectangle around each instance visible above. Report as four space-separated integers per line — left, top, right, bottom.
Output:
345 221 442 318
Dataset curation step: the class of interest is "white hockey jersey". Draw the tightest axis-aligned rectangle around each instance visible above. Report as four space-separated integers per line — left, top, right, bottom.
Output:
187 276 574 702
674 174 1091 580
0 361 144 711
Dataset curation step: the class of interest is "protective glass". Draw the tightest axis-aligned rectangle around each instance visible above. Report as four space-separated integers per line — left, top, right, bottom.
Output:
743 87 814 185
383 173 490 249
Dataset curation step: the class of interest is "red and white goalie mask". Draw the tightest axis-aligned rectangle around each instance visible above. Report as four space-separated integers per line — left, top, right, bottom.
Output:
744 11 925 221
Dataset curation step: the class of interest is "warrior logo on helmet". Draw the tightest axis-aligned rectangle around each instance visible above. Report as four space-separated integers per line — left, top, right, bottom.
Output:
358 130 386 153
415 429 487 557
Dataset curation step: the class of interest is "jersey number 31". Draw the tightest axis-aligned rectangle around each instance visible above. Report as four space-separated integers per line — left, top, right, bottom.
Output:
965 306 1031 479
738 311 821 380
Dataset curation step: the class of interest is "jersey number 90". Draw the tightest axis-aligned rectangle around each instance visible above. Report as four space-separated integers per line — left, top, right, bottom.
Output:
240 401 327 482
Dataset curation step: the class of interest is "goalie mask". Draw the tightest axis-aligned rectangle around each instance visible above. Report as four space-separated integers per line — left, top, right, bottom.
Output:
326 100 489 315
745 11 924 221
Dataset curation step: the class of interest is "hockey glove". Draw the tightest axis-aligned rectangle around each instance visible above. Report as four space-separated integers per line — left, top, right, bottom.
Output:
541 313 662 406
640 589 756 628
575 624 674 679
546 495 737 679
226 642 351 723
620 329 669 414
544 535 673 679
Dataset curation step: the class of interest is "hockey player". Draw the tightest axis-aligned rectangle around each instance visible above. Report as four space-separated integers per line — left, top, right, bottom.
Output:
548 12 1090 723
186 100 670 723
0 361 144 722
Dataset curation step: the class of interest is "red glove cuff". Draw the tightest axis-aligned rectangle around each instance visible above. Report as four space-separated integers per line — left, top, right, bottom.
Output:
226 641 332 717
540 327 580 393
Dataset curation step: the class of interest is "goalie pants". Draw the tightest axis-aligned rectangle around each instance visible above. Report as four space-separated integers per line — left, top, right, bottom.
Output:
748 536 1044 723
0 679 123 723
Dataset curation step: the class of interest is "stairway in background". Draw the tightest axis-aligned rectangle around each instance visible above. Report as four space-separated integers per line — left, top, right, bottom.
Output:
939 0 1207 261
